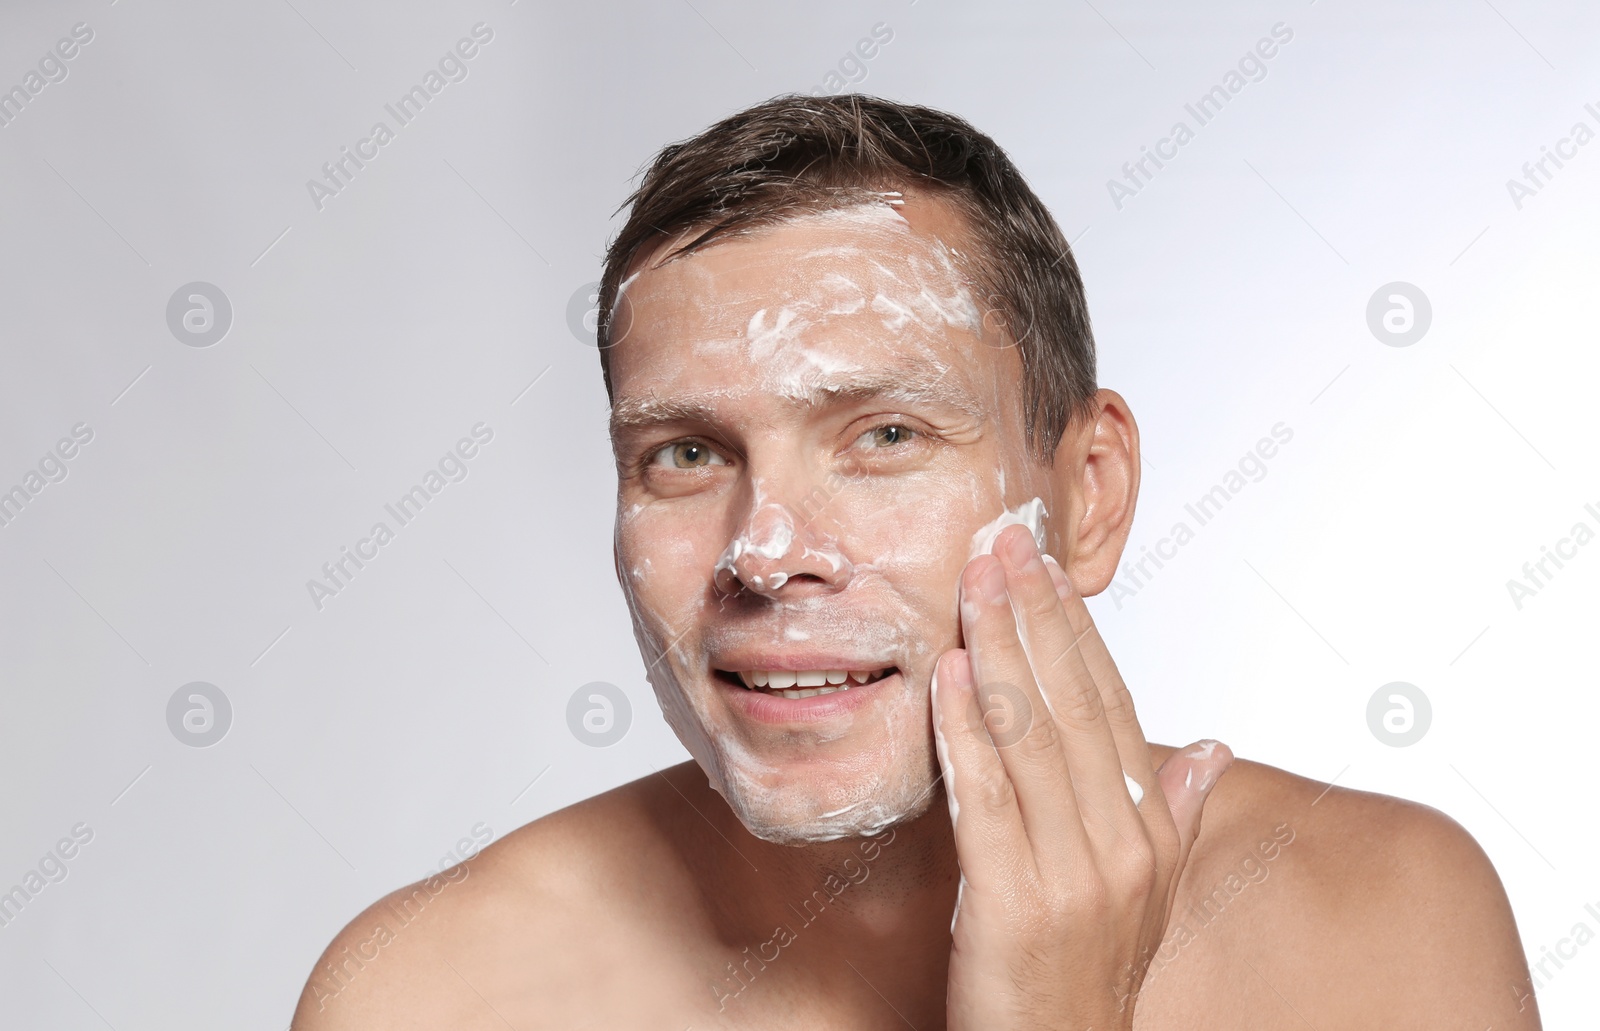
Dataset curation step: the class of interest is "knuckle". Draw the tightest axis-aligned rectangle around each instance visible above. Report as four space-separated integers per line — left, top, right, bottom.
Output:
1111 844 1160 896
1035 864 1096 909
1057 875 1113 919
1103 682 1139 726
1024 587 1061 623
1018 707 1060 751
1124 859 1160 899
1057 684 1104 725
975 770 1017 813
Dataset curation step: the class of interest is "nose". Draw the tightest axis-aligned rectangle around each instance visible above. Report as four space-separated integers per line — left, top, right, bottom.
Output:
713 501 851 598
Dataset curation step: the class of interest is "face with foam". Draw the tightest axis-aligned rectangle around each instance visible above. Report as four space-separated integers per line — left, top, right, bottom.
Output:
608 194 1053 844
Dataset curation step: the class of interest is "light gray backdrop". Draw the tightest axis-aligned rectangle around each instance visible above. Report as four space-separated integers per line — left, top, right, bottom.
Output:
2 0 1596 1025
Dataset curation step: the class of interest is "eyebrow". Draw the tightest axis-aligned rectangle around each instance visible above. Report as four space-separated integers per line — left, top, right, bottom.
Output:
608 366 983 436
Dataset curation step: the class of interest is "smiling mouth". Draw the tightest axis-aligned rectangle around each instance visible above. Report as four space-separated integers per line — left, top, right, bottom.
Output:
714 667 898 699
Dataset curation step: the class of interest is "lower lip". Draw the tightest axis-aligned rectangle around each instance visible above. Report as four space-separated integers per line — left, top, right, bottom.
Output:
722 671 900 724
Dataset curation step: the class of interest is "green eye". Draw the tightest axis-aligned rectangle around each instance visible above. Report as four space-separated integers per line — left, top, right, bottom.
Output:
654 441 726 469
869 424 914 447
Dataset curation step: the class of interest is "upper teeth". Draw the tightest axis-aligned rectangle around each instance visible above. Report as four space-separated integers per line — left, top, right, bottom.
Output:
736 669 887 697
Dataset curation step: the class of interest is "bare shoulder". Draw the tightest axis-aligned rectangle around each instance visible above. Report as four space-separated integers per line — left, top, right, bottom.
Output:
291 768 694 1030
1142 746 1539 1029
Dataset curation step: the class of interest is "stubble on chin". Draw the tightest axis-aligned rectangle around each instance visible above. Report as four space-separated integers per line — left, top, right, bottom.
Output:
709 744 943 846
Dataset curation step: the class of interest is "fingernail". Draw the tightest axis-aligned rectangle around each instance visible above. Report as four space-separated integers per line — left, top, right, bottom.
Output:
949 649 974 692
975 560 1008 604
1003 525 1041 571
1182 739 1233 795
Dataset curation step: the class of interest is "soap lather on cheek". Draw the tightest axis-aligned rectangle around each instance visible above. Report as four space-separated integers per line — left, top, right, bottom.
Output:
966 496 1047 562
929 664 969 933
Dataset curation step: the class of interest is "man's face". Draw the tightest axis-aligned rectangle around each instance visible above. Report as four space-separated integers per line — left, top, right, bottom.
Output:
609 194 1054 844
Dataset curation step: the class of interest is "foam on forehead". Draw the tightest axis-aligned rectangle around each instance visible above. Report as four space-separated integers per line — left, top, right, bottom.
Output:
608 195 995 447
617 194 972 318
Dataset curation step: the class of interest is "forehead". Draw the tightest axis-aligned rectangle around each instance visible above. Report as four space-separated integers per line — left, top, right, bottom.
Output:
607 197 1007 408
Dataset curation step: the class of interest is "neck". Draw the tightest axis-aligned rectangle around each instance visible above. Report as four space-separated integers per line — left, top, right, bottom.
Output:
670 762 959 1020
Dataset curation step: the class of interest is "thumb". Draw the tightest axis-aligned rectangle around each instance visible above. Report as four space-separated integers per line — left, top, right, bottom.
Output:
1156 739 1234 853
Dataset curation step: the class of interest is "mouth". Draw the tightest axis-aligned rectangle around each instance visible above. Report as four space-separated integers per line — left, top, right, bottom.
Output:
714 667 897 700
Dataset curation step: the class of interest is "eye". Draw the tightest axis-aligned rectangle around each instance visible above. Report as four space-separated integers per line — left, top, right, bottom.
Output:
649 440 729 469
860 423 917 448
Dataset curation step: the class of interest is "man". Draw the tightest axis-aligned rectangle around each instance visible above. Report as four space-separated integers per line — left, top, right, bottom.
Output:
294 95 1539 1028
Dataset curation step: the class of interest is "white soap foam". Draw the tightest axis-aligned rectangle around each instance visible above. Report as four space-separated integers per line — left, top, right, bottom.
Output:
967 496 1047 561
929 662 967 932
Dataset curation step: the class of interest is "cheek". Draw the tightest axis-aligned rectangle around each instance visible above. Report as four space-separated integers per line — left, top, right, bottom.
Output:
831 468 999 604
617 508 716 622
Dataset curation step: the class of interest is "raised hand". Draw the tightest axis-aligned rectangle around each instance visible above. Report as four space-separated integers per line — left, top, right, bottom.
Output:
932 523 1233 1029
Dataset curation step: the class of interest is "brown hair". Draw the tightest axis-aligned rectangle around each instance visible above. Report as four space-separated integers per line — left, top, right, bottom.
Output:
596 93 1097 459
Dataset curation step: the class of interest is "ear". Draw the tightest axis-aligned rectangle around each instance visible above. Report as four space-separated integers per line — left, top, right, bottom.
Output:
1048 388 1141 596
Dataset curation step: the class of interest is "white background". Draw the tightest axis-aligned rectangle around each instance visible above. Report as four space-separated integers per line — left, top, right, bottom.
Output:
1 0 1595 1025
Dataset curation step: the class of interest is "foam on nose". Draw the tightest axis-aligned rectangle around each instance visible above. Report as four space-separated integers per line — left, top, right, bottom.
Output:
714 503 797 588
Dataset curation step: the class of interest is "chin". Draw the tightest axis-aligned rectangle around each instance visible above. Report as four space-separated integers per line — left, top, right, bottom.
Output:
708 748 943 846
658 656 947 844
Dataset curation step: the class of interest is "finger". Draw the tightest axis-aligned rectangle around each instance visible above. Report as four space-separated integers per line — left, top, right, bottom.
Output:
960 552 1092 860
991 525 1142 846
1155 739 1234 861
1042 554 1160 810
930 647 1034 886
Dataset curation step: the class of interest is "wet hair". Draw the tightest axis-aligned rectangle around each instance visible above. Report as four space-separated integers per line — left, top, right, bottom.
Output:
596 93 1097 459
